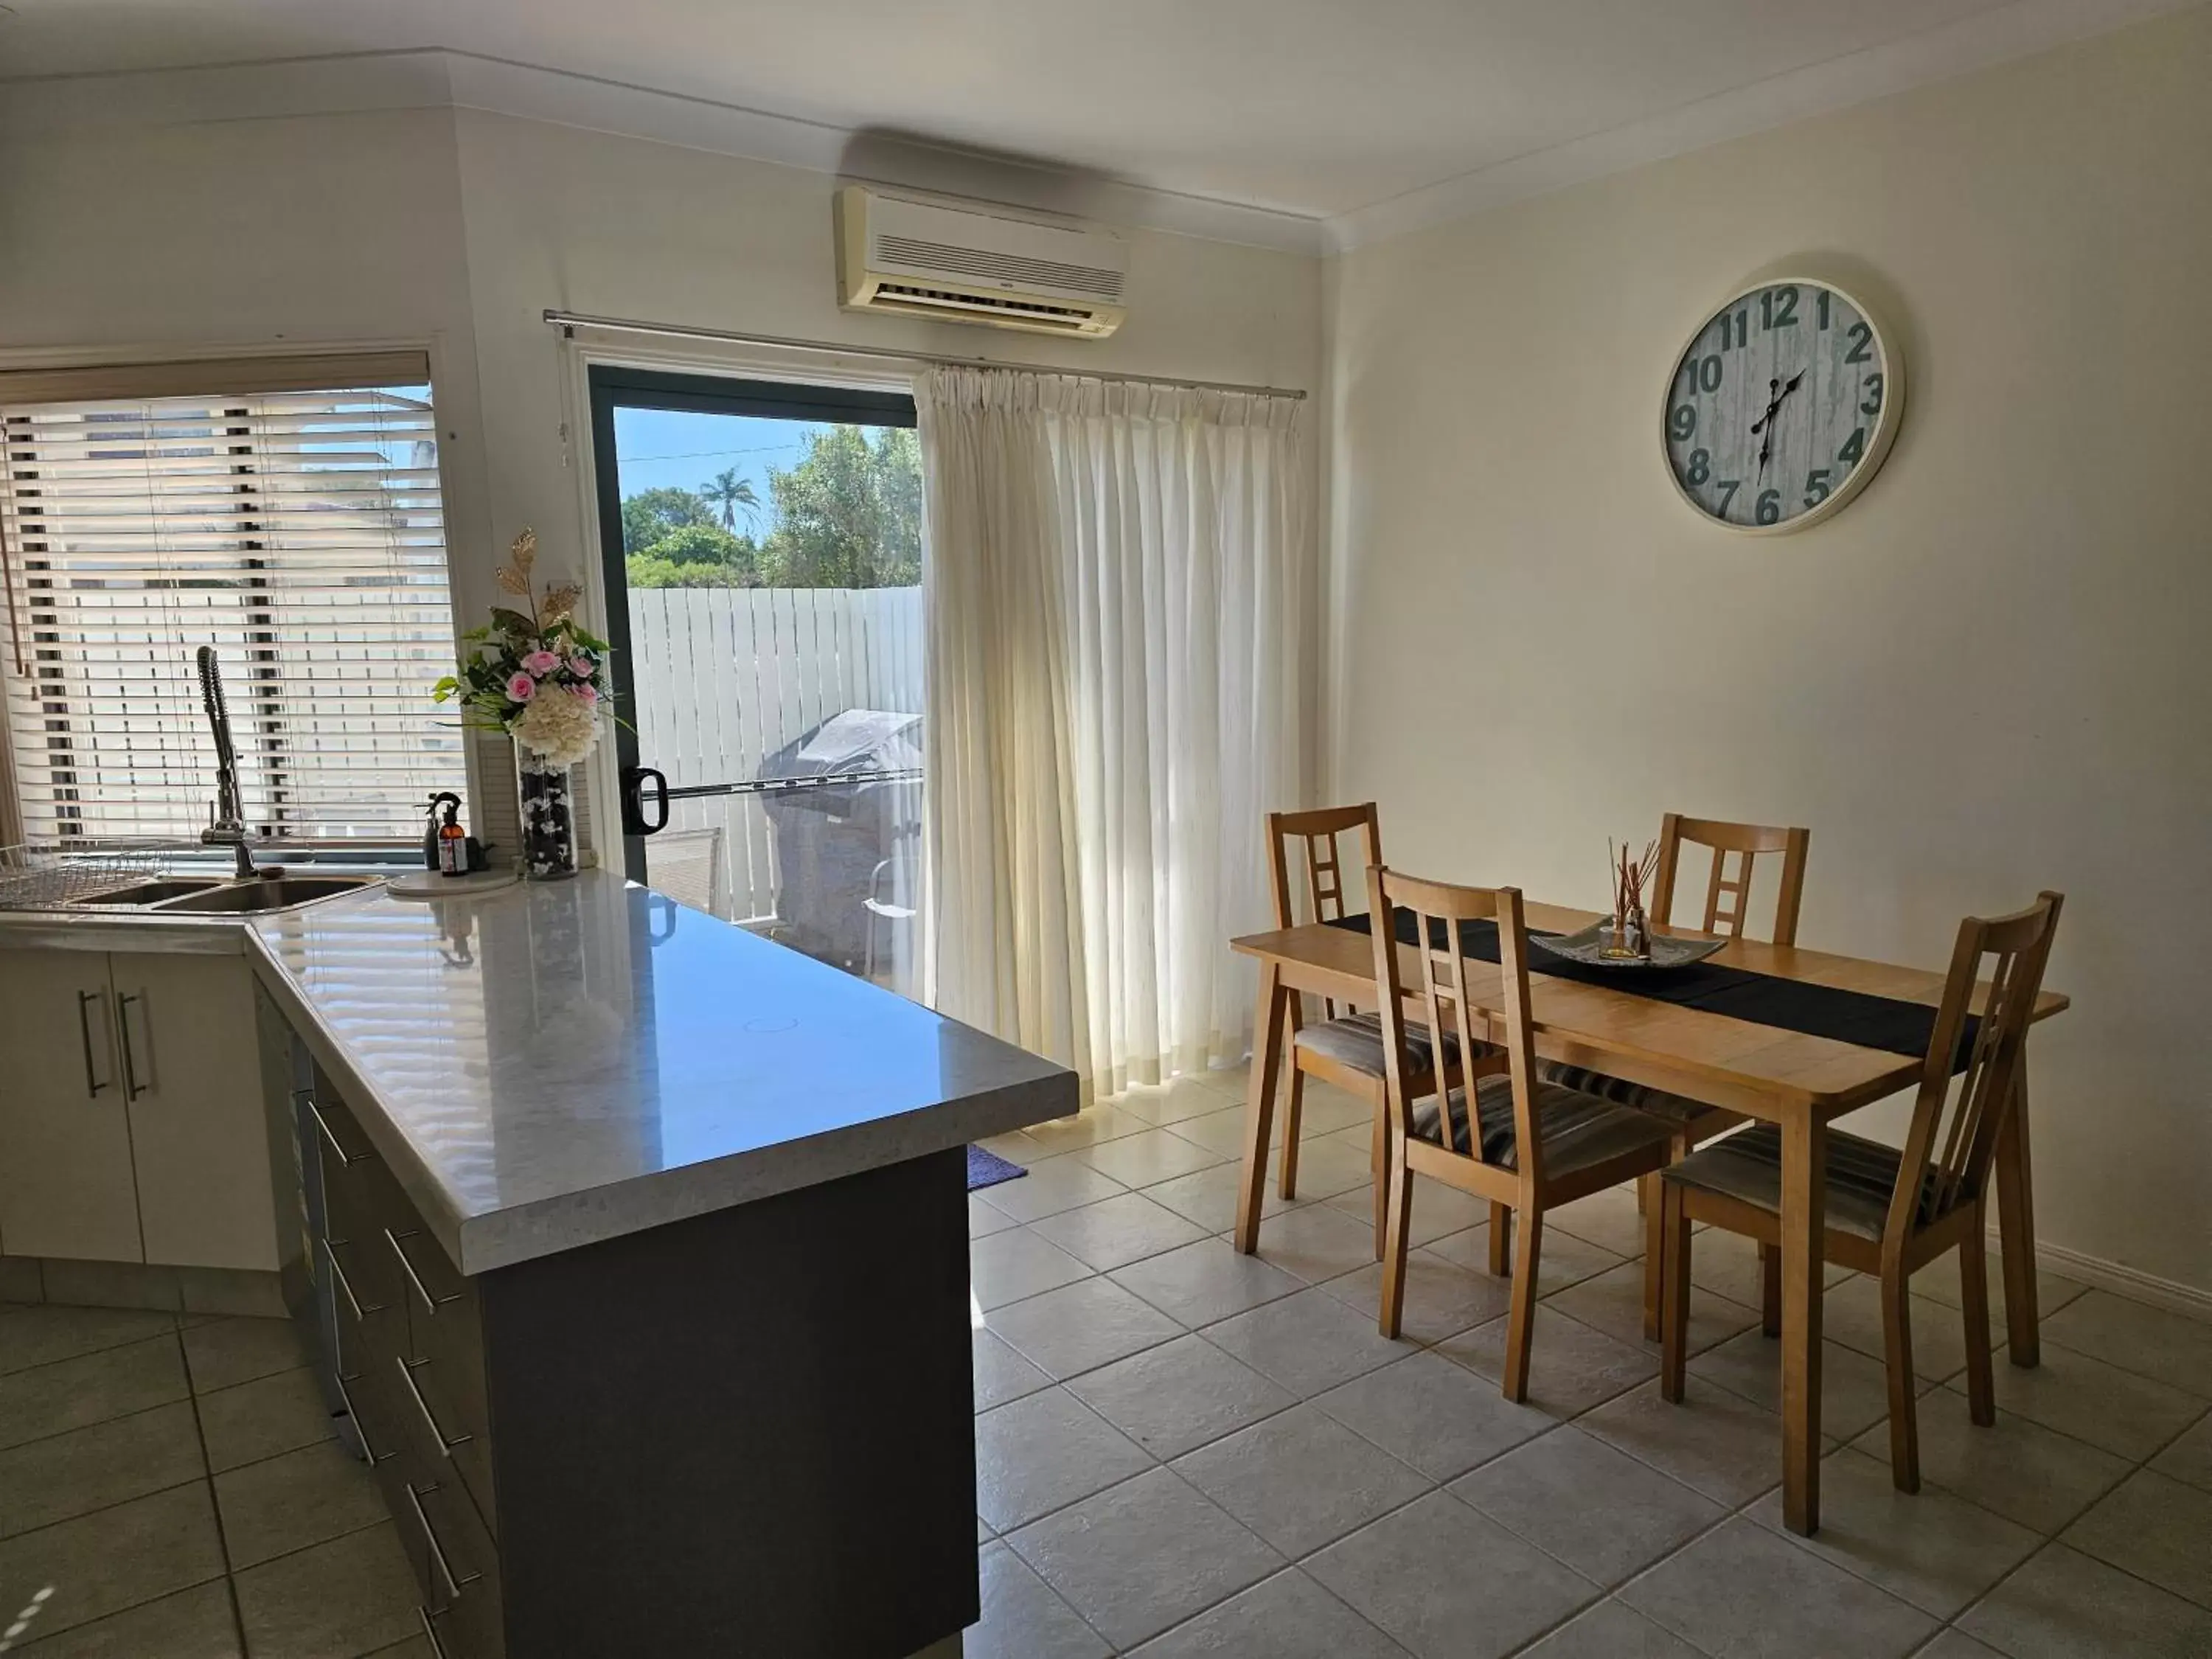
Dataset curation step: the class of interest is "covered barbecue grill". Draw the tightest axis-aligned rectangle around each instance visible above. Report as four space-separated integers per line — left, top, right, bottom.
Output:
757 708 922 973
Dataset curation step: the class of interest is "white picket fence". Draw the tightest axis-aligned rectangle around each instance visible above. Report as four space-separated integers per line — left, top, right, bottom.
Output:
625 586 923 950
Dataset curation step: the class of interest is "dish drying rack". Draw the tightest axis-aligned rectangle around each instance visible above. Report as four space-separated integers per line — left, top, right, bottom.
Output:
0 842 173 911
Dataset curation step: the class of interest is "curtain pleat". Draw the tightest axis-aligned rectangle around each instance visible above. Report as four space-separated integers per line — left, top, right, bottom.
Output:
917 368 1309 1097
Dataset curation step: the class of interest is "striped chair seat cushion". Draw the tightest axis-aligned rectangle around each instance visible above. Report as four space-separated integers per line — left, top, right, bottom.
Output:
1295 1009 1471 1079
1661 1122 1959 1240
1536 1060 1730 1129
1411 1076 1674 1183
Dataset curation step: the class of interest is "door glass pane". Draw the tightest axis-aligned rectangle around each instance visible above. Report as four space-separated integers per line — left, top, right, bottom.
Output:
610 403 923 996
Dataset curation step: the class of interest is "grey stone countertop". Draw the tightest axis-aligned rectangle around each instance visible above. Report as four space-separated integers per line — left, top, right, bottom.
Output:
242 871 1075 1275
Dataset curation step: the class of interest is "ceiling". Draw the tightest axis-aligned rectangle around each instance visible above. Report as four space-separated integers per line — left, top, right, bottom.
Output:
0 0 2181 235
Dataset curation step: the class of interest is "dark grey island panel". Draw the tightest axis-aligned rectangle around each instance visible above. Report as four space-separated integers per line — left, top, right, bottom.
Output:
255 875 1076 1658
313 1068 983 1658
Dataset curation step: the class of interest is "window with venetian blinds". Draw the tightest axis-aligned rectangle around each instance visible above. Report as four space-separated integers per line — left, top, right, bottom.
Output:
0 355 465 844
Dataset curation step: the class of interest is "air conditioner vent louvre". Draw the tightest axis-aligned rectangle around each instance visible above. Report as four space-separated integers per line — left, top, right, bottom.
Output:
870 285 1099 333
874 235 1126 301
836 185 1127 338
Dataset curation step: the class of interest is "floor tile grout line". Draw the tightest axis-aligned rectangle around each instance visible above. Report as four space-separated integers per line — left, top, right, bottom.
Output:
0 1391 197 1459
0 1469 209 1548
175 1329 254 1659
1120 1558 1420 1657
0 1324 185 1386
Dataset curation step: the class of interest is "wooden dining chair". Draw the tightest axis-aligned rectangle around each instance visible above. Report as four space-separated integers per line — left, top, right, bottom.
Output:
1539 812 1812 1336
1368 866 1677 1400
1267 806 1488 1250
1656 891 2064 1490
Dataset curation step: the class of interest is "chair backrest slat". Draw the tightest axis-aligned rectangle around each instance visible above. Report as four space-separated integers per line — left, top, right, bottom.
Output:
1885 891 2063 1247
1651 812 1812 946
1367 866 1543 1186
1271 804 1382 1023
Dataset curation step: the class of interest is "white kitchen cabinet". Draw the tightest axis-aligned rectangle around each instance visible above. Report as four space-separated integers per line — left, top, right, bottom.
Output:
113 951 280 1271
0 946 280 1271
0 948 144 1262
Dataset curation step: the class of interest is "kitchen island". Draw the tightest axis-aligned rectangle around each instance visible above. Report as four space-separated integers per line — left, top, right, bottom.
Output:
245 871 1074 1658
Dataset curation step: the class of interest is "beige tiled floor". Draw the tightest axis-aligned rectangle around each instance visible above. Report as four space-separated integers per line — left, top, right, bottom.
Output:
970 1068 2212 1657
0 1302 427 1658
4 1068 2206 1658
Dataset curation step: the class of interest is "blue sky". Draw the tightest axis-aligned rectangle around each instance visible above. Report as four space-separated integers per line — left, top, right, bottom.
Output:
611 408 821 522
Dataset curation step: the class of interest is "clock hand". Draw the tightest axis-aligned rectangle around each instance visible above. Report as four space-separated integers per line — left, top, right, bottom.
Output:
1750 378 1781 436
1753 369 1808 472
1749 371 1806 435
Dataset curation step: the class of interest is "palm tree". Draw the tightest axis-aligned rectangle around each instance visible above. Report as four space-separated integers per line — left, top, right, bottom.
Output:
700 468 760 531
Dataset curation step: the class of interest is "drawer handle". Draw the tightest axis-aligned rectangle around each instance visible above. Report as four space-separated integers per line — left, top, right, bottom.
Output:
77 990 111 1099
331 1369 394 1466
383 1228 462 1315
305 1096 369 1168
323 1237 387 1321
116 991 148 1100
404 1481 481 1603
417 1607 451 1659
396 1354 473 1456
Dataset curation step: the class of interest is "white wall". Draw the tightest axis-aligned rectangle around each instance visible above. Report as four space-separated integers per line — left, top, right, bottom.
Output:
1 94 1321 844
1324 8 2212 1294
448 111 1323 835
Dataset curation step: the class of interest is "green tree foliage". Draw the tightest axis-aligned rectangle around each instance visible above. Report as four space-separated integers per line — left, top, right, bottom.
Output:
620 487 714 555
616 425 923 590
624 521 760 589
759 427 922 589
700 467 761 530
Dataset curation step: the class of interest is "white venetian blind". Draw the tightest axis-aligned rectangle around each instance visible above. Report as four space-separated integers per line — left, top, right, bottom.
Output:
0 355 465 843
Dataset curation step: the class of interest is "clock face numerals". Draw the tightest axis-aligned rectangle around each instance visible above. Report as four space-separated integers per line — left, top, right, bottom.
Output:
1664 281 1892 531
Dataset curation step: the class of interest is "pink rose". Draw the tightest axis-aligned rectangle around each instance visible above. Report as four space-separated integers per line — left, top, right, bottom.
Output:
569 654 596 678
507 672 537 702
522 650 561 677
571 682 599 706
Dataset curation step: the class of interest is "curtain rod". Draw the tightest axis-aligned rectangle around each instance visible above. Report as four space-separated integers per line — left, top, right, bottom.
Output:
541 310 1307 402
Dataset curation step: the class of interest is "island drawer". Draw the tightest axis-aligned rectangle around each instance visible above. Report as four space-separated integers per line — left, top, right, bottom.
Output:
405 1470 505 1659
386 1227 495 1531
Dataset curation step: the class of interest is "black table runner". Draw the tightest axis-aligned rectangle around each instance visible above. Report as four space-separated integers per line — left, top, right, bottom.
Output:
1326 911 1969 1069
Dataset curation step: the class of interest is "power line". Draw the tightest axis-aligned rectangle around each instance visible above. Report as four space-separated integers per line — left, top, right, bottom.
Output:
616 441 810 464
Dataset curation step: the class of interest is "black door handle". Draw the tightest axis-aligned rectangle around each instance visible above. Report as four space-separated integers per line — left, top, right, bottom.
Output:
619 766 669 835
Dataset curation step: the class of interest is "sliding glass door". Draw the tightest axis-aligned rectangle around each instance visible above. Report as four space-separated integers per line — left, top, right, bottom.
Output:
588 366 923 995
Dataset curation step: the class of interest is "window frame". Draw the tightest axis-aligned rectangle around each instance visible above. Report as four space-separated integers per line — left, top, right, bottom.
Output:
0 352 470 846
585 364 919 882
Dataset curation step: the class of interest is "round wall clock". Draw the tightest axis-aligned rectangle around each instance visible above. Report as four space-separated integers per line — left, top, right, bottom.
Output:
1662 276 1903 533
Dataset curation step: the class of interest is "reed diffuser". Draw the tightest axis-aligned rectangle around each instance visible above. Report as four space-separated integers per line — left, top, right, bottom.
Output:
1607 838 1660 961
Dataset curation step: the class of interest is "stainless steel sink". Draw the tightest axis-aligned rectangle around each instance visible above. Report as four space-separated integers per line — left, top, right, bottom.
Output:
153 876 378 914
72 877 228 906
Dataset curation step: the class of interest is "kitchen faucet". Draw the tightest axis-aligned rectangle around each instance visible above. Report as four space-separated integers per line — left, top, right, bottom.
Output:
196 645 260 878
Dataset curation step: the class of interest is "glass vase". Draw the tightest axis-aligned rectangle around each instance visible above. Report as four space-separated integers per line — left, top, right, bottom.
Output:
514 746 577 881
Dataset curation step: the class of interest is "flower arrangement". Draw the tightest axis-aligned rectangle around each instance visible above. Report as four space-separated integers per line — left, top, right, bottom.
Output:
434 529 615 768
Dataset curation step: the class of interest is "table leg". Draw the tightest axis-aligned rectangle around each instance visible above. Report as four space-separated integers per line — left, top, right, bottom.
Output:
1234 964 1288 1255
1994 1063 2040 1368
1780 1115 1828 1536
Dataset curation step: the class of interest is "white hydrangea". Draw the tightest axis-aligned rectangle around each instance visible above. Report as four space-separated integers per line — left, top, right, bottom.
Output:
509 686 601 767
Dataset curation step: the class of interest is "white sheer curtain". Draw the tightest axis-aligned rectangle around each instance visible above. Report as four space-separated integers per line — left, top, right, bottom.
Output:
917 366 1308 1096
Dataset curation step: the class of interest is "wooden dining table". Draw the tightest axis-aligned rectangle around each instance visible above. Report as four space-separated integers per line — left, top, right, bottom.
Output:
1229 901 2069 1536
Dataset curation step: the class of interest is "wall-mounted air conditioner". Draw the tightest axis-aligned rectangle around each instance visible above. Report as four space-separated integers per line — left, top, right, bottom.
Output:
834 185 1128 338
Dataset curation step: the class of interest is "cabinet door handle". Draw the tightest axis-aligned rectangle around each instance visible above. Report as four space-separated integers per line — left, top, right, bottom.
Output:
305 1096 369 1168
383 1228 461 1315
331 1369 394 1465
323 1237 386 1320
396 1354 473 1455
403 1481 481 1602
116 992 148 1099
417 1607 451 1659
76 989 111 1098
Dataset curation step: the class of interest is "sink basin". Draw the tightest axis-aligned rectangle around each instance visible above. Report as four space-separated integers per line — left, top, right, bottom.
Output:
154 876 378 914
72 877 228 906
